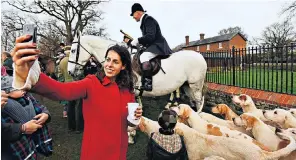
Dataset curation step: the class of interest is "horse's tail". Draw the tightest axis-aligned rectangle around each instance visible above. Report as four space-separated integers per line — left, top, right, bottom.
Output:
202 78 208 97
196 96 204 113
196 78 207 113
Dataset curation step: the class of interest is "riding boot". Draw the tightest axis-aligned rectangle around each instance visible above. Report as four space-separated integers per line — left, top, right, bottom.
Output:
141 61 153 91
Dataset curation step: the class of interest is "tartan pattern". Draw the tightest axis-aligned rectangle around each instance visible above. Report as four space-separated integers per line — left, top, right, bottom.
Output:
33 125 53 157
26 93 45 114
1 112 38 160
152 132 182 153
24 93 53 157
1 93 53 159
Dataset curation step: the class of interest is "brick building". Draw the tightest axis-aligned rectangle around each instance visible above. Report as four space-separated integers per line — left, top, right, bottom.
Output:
173 32 247 52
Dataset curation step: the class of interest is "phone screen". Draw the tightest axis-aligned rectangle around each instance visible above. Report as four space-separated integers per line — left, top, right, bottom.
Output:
22 24 37 43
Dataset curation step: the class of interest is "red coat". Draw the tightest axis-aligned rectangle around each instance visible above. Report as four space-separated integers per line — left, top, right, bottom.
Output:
33 73 135 160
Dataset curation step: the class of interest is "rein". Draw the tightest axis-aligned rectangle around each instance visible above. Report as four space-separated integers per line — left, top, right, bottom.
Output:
68 40 104 68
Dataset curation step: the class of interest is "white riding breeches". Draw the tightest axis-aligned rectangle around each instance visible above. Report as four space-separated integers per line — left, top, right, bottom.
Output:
140 52 158 63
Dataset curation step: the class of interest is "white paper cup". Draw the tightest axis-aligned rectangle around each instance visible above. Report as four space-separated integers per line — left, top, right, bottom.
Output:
127 102 140 125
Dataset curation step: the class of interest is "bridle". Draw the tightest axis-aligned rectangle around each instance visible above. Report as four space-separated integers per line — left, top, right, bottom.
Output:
68 36 104 68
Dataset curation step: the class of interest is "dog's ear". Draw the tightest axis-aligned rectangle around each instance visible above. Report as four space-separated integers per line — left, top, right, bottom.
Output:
178 105 185 116
239 95 248 106
239 95 247 101
221 104 228 114
183 106 191 119
245 116 255 131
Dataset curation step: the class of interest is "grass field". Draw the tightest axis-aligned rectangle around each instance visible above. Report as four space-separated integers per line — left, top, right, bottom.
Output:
206 68 296 95
38 95 170 160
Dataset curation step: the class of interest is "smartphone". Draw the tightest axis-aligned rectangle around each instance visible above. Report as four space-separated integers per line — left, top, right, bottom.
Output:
22 24 37 43
22 24 37 58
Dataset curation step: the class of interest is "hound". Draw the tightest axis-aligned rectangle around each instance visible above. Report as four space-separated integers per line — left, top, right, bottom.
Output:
234 113 289 151
139 116 296 160
172 104 268 150
263 109 296 129
232 94 278 130
275 128 296 160
288 109 296 118
212 104 239 121
198 112 253 137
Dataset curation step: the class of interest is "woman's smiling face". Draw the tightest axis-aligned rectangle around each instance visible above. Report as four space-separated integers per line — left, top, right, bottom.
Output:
103 50 126 81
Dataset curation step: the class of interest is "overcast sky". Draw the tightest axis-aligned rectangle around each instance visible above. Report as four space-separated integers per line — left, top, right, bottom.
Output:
99 0 293 48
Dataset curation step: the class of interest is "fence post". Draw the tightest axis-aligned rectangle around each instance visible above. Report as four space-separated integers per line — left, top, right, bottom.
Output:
232 46 236 86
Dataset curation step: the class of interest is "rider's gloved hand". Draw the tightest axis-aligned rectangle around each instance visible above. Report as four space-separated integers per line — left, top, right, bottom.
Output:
130 38 139 47
123 36 130 43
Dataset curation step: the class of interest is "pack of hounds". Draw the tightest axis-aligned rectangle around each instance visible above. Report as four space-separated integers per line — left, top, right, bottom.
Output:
136 94 296 160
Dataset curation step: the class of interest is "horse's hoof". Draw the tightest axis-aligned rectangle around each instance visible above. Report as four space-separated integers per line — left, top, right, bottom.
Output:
165 103 172 109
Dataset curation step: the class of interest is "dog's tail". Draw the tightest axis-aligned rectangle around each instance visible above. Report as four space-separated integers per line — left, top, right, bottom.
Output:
263 132 296 159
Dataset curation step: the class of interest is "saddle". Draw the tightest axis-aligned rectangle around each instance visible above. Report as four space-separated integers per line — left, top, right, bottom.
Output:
132 48 170 76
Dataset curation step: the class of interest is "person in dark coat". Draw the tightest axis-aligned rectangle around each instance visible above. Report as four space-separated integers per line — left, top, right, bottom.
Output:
146 109 188 160
127 3 173 91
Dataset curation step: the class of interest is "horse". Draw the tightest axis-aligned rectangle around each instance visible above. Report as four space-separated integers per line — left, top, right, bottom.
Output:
68 31 207 111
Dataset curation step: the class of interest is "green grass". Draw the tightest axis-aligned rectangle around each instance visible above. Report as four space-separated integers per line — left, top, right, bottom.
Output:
206 67 296 95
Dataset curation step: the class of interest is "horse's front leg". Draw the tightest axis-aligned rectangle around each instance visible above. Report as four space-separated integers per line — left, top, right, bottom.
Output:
165 92 175 109
173 88 181 106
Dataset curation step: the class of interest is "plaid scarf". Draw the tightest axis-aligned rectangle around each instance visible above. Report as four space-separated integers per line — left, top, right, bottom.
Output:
151 132 182 153
1 93 53 160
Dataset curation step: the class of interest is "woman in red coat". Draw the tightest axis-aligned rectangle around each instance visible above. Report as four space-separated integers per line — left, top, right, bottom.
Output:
11 35 143 160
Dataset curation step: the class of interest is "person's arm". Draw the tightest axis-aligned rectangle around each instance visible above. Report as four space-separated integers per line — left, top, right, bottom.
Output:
1 123 22 142
27 93 51 123
30 73 91 101
138 18 157 46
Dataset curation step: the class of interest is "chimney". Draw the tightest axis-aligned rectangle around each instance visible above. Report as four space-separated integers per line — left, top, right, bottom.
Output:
185 35 189 46
200 33 205 40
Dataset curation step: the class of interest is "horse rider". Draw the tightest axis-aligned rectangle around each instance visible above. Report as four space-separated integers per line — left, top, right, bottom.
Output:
125 3 173 91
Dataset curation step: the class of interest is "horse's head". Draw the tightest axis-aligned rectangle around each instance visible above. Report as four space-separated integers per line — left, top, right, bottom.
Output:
68 31 132 78
68 30 92 77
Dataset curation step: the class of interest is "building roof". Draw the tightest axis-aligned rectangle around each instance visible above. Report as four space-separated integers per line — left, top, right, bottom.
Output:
173 32 247 52
172 43 186 52
191 32 247 47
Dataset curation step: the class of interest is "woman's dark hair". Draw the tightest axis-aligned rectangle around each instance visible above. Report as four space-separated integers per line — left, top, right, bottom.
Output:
158 110 178 135
101 44 137 92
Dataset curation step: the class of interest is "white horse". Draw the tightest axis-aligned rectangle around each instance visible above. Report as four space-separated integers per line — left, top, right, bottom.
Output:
68 31 207 111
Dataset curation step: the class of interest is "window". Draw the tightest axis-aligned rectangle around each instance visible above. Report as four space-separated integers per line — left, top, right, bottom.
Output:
196 46 199 51
219 42 222 49
207 44 210 50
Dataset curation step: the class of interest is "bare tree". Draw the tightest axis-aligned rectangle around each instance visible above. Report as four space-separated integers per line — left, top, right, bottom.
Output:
1 9 62 56
1 10 26 51
2 0 109 44
37 20 65 57
259 19 296 47
282 1 296 20
218 26 248 40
